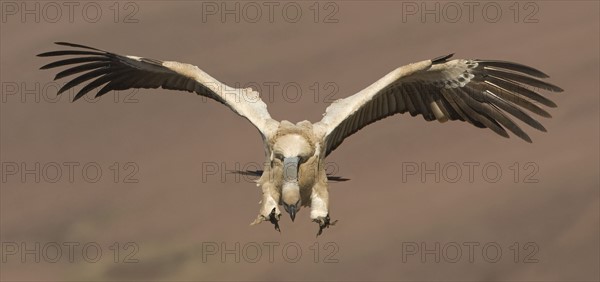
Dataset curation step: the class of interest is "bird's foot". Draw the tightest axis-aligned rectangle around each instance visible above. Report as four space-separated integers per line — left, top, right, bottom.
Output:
251 207 281 233
268 208 281 232
313 214 337 236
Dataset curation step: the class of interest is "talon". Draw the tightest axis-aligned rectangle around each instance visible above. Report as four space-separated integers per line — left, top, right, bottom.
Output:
269 208 281 232
313 214 337 236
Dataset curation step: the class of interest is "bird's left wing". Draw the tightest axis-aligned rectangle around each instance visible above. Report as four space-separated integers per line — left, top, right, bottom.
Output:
38 42 279 139
314 54 563 156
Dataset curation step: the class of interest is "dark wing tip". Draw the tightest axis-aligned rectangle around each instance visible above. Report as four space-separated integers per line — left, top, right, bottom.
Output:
38 42 104 57
551 84 565 92
432 53 454 64
72 93 85 102
476 59 559 80
495 127 511 139
37 51 62 57
54 42 102 51
516 130 533 143
227 170 263 177
327 175 351 182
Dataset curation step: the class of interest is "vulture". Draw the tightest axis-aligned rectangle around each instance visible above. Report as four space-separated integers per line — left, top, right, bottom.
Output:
38 42 563 235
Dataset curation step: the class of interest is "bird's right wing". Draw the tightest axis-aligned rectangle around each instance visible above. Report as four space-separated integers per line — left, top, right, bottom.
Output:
38 42 279 141
314 54 563 156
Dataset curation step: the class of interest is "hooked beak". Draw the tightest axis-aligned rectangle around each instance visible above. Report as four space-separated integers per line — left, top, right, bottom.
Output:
282 156 301 222
289 205 297 221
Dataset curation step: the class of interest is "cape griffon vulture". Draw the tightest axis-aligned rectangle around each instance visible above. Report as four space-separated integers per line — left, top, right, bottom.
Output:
38 42 563 235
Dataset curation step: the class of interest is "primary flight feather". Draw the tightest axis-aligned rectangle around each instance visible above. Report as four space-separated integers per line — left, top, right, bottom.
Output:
38 42 563 235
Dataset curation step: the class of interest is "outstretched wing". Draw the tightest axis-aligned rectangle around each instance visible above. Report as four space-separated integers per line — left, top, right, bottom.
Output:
38 42 279 139
314 54 563 156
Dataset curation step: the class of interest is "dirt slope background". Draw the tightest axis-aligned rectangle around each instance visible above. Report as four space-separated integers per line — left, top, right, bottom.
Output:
1 1 598 281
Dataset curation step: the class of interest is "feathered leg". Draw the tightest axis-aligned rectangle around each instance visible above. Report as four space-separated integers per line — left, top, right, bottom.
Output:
251 181 282 232
310 180 337 236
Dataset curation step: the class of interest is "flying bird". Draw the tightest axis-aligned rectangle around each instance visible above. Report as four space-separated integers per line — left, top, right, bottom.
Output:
38 42 563 235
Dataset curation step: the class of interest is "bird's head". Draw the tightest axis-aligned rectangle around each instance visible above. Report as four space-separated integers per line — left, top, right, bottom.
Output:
272 134 314 221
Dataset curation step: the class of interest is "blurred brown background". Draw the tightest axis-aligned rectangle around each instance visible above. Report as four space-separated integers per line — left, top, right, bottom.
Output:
1 1 598 281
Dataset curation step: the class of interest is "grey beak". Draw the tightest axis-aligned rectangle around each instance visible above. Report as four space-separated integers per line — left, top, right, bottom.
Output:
289 205 297 221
